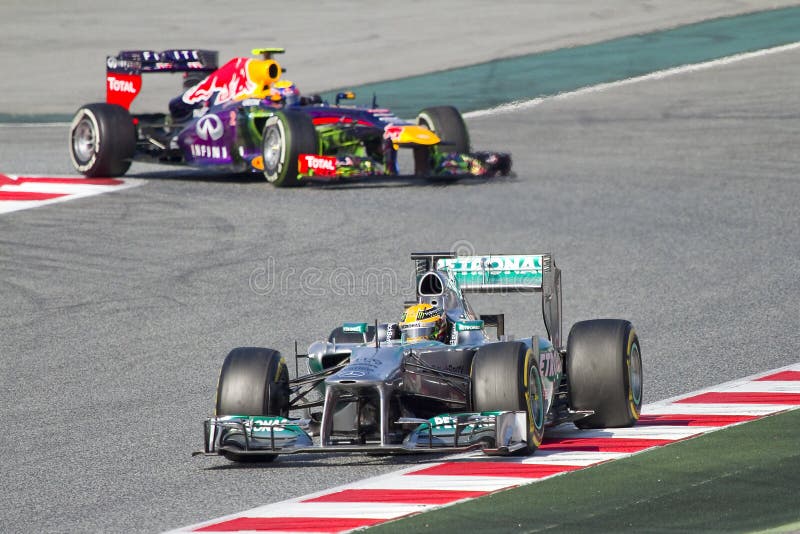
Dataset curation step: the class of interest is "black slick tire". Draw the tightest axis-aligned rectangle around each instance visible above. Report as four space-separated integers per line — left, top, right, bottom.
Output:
69 103 136 177
216 347 289 417
471 341 545 454
416 106 470 154
567 319 643 429
215 347 290 463
261 110 316 187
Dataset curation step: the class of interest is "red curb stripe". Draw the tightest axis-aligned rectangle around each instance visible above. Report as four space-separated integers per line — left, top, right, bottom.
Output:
194 516 384 532
756 371 800 381
0 191 67 201
408 461 582 478
676 392 800 405
0 175 124 186
303 488 486 505
538 437 674 453
637 413 758 426
17 177 124 186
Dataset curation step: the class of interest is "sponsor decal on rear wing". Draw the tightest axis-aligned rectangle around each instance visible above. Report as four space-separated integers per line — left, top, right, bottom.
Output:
105 49 219 109
108 49 219 74
436 254 547 292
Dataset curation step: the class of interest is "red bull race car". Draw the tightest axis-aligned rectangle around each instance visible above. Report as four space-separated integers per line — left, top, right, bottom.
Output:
68 48 511 186
197 252 643 462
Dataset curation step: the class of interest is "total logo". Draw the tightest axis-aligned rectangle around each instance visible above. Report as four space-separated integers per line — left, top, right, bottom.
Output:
298 154 337 176
195 114 224 141
107 76 137 94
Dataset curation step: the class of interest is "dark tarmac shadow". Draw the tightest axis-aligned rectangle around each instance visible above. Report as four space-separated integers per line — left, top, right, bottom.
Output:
127 168 517 189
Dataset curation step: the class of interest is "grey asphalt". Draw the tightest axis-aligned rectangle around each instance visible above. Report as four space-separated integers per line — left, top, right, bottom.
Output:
2 3 800 533
1 0 799 117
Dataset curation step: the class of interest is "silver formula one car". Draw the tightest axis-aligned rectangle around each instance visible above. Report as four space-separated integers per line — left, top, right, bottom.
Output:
199 252 643 462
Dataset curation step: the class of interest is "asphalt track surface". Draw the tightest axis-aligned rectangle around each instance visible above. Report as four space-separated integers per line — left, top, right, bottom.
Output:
1 3 800 533
2 0 799 118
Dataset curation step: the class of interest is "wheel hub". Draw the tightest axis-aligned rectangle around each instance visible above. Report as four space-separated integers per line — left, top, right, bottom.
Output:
72 117 96 164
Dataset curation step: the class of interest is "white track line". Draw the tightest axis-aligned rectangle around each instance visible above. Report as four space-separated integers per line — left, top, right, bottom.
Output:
464 41 800 119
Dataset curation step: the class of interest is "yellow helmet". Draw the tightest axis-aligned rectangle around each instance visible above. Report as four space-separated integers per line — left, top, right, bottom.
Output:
399 303 448 343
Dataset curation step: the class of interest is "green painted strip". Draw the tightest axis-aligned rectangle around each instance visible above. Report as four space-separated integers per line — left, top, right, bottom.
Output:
322 6 800 119
369 408 800 533
0 113 72 123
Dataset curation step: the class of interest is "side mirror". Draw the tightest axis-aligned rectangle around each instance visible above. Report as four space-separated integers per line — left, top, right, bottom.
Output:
335 91 356 105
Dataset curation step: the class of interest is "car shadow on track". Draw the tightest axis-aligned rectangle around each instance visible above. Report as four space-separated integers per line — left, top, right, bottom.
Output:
127 168 517 189
200 452 455 471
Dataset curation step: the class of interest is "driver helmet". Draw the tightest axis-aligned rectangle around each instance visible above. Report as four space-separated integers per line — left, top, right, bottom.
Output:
269 80 300 106
399 303 448 343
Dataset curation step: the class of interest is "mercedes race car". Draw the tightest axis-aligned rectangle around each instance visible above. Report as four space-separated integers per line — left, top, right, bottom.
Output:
198 252 643 462
69 48 511 186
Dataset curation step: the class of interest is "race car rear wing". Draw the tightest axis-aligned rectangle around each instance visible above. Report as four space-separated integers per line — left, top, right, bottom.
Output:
105 49 218 109
412 252 563 349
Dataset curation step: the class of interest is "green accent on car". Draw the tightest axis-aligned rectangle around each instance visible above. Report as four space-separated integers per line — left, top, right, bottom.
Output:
307 356 324 374
342 322 368 334
248 416 305 436
438 255 544 288
455 320 484 332
415 412 498 437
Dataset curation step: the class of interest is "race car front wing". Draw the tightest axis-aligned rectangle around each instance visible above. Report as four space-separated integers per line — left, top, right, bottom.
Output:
197 411 530 458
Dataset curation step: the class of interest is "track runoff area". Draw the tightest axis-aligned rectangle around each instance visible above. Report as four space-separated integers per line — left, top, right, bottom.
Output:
171 364 800 533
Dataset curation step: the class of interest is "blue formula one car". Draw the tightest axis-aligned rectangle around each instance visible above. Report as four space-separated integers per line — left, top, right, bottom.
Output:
68 48 511 186
198 252 644 463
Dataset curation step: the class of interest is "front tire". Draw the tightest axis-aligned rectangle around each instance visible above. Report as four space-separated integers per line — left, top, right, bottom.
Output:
69 103 135 177
567 319 643 429
416 106 470 154
215 347 290 463
471 341 545 454
261 110 317 187
216 347 290 417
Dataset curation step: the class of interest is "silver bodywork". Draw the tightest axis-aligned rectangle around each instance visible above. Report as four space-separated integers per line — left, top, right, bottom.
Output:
201 252 580 458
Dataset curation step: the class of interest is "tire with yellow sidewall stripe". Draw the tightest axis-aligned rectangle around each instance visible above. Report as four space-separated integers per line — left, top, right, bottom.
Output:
471 341 545 454
567 319 643 429
216 347 289 417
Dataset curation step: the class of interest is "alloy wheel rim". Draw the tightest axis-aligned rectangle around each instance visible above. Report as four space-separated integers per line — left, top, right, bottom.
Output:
72 117 96 163
263 127 281 173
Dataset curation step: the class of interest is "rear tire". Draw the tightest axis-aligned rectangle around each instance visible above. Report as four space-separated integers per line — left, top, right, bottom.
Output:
567 319 643 429
261 110 316 187
69 103 135 177
471 341 545 454
416 106 470 154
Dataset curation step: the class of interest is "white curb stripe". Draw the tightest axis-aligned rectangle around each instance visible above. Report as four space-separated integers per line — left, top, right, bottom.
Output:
356 475 526 492
242 502 428 519
0 175 142 214
545 425 714 440
720 381 800 394
641 403 792 416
